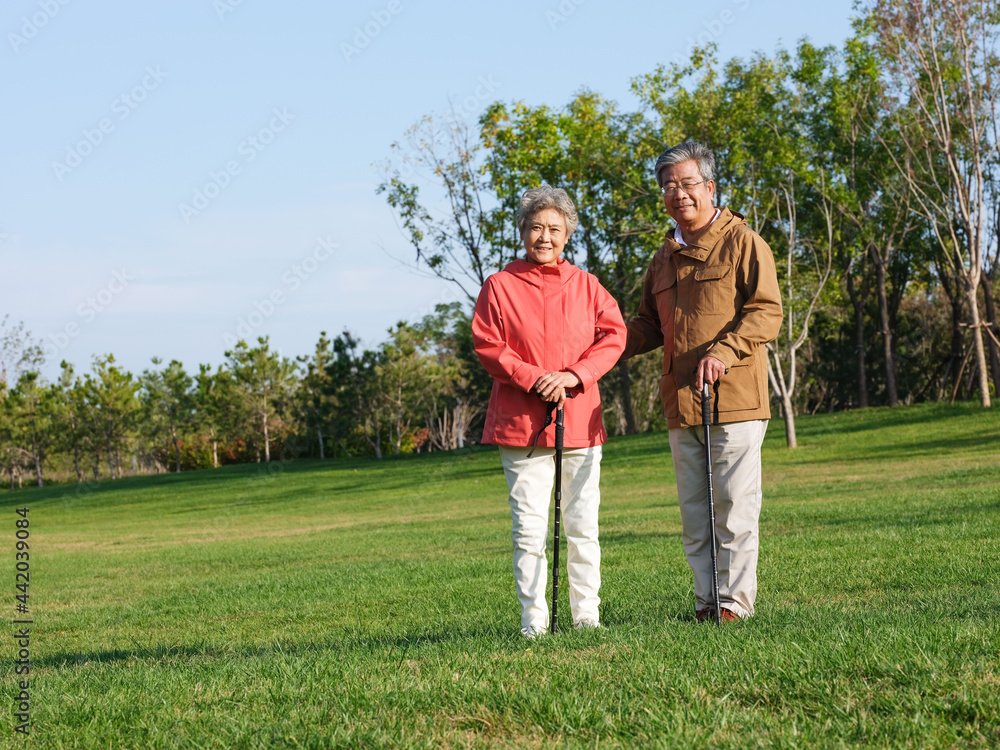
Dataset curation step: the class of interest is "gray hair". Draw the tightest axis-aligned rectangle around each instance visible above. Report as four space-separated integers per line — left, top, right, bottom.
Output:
653 140 715 186
516 185 579 236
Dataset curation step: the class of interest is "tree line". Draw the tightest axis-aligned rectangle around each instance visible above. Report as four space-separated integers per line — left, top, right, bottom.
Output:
0 304 488 488
2 1 998 488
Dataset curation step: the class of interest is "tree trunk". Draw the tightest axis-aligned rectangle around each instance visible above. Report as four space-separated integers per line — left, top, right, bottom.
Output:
170 414 181 472
936 264 965 401
317 426 325 459
364 418 383 460
613 260 638 435
616 360 638 435
980 273 1000 393
28 416 43 487
212 439 219 468
106 431 116 479
766 348 797 449
870 247 898 406
845 260 870 408
73 446 82 482
965 284 992 407
262 410 271 462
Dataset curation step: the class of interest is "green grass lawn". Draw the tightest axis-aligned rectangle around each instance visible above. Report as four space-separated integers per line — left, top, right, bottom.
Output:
5 403 999 748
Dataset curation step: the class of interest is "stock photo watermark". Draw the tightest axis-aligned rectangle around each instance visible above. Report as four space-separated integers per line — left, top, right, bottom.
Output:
546 0 586 29
42 269 135 358
213 0 247 21
222 236 337 347
670 0 752 66
390 74 501 182
178 107 295 223
8 0 72 53
51 65 169 183
340 0 402 62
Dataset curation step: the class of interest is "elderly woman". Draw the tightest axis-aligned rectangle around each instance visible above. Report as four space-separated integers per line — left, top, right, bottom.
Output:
472 185 626 638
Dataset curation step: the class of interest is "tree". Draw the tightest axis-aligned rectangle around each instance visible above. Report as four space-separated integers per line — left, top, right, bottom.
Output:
864 0 999 407
377 113 514 301
414 303 488 450
224 338 297 463
140 358 194 472
0 315 43 397
192 364 229 469
296 333 338 459
330 331 384 458
82 354 139 480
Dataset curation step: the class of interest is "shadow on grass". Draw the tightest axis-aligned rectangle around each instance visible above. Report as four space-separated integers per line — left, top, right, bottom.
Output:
37 622 529 670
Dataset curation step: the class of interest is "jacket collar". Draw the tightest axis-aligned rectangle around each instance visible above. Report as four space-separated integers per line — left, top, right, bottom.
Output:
503 257 580 287
663 207 746 261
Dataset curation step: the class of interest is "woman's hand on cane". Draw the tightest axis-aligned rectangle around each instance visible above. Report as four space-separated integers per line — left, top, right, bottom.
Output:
533 370 581 406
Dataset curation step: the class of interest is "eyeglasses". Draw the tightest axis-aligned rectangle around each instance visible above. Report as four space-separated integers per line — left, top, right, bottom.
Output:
661 180 704 195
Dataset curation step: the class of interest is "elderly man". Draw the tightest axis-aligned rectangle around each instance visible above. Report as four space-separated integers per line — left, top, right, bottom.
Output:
621 141 782 621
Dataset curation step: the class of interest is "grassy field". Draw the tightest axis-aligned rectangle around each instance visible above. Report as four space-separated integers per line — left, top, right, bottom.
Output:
4 403 999 748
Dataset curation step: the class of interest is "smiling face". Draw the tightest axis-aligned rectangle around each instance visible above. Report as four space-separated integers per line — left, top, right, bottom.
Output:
660 159 716 235
521 207 568 266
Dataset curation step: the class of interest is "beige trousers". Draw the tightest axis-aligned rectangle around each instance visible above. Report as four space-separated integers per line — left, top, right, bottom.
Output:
669 420 768 618
499 445 602 630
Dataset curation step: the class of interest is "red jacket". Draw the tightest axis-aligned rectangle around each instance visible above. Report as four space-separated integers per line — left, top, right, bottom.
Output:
472 258 626 448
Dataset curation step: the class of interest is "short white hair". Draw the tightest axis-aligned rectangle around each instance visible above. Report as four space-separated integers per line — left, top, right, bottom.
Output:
516 185 578 236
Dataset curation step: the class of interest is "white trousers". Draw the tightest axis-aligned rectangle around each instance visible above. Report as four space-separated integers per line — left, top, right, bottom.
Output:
499 445 602 630
669 420 768 618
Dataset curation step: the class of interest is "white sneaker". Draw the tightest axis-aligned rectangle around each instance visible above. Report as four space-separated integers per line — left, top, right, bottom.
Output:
520 625 547 640
575 619 601 630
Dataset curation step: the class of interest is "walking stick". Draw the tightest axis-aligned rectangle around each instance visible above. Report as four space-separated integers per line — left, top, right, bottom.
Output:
551 404 564 633
702 382 722 627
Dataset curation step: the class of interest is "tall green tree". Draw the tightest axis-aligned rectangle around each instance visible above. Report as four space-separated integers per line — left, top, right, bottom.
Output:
297 333 338 459
224 337 298 463
140 358 194 472
83 354 139 480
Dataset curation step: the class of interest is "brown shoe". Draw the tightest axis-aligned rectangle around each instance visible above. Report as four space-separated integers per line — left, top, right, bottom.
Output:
695 607 742 623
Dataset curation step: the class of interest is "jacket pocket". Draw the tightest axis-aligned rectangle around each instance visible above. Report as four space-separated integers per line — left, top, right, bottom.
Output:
692 264 732 316
715 356 760 412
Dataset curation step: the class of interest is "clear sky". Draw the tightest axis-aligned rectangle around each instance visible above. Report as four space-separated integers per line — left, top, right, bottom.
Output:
3 0 856 382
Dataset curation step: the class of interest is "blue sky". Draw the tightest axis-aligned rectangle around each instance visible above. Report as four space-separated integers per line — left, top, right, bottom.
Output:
3 0 856 382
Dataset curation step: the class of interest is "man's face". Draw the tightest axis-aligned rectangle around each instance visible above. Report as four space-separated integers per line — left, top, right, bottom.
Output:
660 159 716 233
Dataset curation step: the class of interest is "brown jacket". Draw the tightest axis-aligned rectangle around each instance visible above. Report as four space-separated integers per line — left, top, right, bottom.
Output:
623 207 783 428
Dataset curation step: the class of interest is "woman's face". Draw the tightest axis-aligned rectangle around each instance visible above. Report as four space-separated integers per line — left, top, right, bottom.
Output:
521 208 568 266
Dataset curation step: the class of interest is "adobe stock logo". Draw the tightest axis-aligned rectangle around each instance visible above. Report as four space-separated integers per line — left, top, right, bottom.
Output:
43 269 135 358
178 107 295 223
8 0 73 53
223 236 337 347
340 1 403 62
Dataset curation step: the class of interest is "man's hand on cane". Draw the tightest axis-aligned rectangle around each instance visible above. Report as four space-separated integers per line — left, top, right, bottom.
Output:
695 356 727 391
